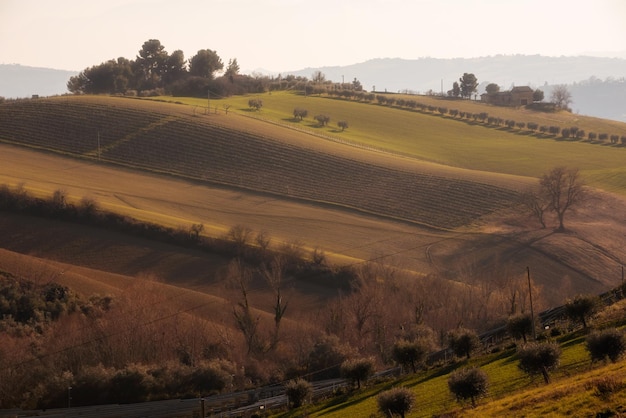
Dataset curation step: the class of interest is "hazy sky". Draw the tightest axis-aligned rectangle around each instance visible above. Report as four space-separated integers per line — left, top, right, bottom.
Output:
1 0 625 73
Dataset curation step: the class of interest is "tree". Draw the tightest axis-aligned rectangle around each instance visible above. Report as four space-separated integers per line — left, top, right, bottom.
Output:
447 328 481 359
189 49 223 79
260 256 288 349
337 120 349 131
485 83 500 94
311 70 326 84
293 108 308 121
507 313 533 343
533 89 544 102
451 81 461 97
586 329 626 363
162 49 187 85
224 58 240 79
565 294 600 329
550 84 572 110
459 73 478 99
447 367 489 407
377 387 415 418
517 342 561 384
314 114 330 126
392 339 429 373
285 379 312 409
135 39 168 88
248 99 263 111
340 357 375 389
539 166 585 232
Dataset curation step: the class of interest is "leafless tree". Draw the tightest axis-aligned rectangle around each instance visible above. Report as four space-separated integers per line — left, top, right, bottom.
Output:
519 188 550 228
550 84 572 110
539 167 585 232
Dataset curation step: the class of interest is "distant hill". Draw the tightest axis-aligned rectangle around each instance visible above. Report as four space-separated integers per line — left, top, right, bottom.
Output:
0 64 77 98
3 55 626 121
285 55 626 122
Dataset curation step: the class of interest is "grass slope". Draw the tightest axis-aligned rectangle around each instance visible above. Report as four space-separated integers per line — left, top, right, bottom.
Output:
176 91 626 194
276 328 626 417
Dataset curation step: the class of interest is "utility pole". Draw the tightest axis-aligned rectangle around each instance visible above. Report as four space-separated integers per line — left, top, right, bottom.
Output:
527 266 536 340
207 89 210 115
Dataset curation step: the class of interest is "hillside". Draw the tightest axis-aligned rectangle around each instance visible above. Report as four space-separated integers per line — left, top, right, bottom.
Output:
3 93 626 414
2 94 626 307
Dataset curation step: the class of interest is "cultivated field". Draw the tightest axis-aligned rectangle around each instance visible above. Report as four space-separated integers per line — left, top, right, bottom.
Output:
1 94 626 307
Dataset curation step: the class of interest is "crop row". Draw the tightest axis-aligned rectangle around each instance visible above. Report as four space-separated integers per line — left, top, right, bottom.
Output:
0 98 518 229
0 99 164 154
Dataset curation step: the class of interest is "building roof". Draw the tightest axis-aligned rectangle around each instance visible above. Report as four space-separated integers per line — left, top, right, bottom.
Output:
511 86 533 92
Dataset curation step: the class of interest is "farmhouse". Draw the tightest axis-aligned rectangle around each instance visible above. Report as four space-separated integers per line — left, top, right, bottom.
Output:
481 86 534 106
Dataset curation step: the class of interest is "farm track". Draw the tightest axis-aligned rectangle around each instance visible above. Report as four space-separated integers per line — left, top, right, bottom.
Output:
0 97 518 230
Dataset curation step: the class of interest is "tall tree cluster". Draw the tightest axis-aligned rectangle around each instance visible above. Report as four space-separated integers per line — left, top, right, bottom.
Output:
68 39 232 96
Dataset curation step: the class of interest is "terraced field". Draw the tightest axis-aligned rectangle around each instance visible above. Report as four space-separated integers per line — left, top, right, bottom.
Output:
0 96 517 229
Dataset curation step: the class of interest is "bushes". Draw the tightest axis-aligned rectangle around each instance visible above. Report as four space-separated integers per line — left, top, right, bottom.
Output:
586 329 626 363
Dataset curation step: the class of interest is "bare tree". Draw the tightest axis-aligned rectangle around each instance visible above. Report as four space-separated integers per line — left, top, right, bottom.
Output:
550 84 572 110
228 259 262 354
519 188 550 228
260 256 289 348
539 167 585 232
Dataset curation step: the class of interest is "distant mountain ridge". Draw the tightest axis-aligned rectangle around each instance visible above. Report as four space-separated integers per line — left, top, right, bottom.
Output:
0 64 77 99
286 55 626 122
286 55 626 93
3 55 625 122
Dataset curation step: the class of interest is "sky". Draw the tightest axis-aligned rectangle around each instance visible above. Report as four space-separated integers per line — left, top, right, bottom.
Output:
1 0 625 73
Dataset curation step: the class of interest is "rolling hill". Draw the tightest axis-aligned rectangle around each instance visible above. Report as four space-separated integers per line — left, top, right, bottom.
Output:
3 92 626 415
1 93 626 307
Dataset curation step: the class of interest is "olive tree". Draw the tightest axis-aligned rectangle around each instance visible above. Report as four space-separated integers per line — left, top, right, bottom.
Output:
517 342 561 384
565 294 600 329
285 379 312 409
392 339 429 373
377 387 415 418
340 357 375 389
507 313 533 343
447 328 481 360
586 329 626 363
447 367 489 407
